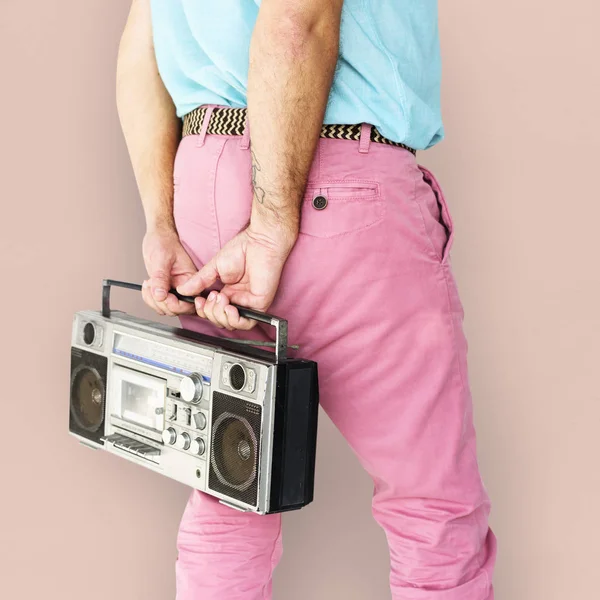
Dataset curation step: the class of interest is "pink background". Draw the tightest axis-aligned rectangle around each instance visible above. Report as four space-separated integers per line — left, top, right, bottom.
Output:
1 1 599 598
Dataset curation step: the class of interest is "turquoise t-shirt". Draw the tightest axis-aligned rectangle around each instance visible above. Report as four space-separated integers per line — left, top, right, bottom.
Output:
150 0 443 150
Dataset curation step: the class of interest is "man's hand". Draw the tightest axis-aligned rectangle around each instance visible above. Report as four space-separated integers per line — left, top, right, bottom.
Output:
141 225 198 316
117 0 188 317
175 225 296 331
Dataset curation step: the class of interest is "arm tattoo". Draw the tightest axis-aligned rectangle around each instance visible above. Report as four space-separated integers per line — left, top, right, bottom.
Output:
251 149 266 204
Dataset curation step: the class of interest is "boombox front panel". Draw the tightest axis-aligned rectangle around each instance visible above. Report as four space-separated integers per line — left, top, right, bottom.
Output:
70 307 318 514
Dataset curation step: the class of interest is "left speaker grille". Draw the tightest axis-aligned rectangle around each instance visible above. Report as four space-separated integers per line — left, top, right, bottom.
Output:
71 366 105 431
69 348 108 445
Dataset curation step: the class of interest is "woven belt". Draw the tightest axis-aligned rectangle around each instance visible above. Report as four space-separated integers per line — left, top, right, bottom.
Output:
182 106 417 155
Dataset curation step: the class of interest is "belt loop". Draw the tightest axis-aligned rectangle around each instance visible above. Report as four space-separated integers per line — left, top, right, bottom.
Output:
196 105 216 147
358 123 372 154
240 111 250 150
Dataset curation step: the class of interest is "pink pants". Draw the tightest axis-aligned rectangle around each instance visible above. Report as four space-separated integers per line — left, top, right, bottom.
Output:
173 110 497 599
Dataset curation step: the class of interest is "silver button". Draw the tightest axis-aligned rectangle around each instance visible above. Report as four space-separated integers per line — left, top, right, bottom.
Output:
193 411 207 430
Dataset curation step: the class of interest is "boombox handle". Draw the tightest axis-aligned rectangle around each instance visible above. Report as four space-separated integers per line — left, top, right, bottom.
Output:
101 279 290 363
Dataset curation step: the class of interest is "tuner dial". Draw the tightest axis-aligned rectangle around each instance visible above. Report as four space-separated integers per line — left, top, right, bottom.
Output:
180 373 204 404
175 432 191 451
190 438 206 456
162 427 177 445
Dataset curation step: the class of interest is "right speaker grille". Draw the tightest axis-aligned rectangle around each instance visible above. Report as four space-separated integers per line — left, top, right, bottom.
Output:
209 391 262 507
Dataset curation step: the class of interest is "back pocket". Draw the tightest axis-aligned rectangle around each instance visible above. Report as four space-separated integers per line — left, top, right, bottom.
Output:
299 180 383 239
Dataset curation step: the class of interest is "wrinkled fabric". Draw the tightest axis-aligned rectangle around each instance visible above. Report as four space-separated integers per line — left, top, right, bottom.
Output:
173 109 496 599
150 0 444 150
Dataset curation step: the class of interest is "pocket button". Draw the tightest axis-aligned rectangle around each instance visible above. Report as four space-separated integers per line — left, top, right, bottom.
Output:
312 195 328 210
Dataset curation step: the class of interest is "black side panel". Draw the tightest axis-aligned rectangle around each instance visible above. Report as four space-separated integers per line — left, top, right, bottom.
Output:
268 359 319 513
69 348 108 446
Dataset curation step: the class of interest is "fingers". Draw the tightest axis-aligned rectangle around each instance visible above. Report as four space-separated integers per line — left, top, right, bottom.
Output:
149 269 171 303
147 256 178 315
142 230 201 317
141 279 166 316
198 291 257 331
223 303 257 331
176 260 219 296
142 279 178 316
200 291 230 330
141 280 196 317
163 292 197 316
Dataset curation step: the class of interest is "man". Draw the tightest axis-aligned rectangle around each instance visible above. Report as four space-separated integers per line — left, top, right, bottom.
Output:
116 1 497 598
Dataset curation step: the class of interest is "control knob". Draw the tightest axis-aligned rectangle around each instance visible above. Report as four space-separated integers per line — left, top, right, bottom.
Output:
175 432 191 451
180 373 204 404
161 427 177 445
190 438 206 456
193 411 207 430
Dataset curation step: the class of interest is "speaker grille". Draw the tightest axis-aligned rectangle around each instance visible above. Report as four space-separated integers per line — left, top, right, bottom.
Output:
71 365 105 431
229 363 246 391
69 348 108 445
209 391 262 507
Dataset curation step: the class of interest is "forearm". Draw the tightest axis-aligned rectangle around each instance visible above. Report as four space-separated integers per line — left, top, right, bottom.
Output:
247 2 342 247
116 0 180 232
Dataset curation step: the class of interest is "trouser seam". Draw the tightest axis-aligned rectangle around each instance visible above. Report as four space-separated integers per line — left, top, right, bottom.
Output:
439 262 489 583
262 517 282 599
210 139 228 251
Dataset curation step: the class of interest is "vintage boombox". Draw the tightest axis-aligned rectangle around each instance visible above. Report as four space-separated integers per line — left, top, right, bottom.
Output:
69 280 319 514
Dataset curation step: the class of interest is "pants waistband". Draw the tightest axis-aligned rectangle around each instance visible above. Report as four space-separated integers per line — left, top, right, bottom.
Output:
181 106 417 155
